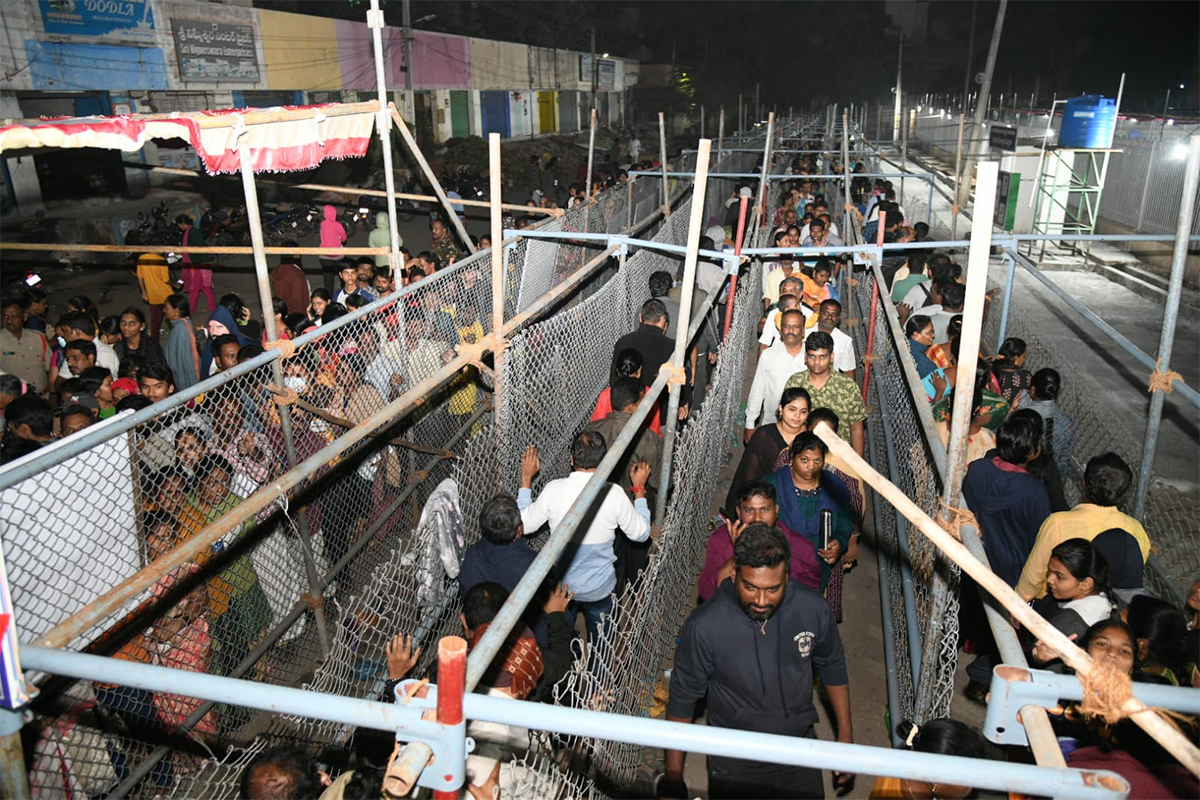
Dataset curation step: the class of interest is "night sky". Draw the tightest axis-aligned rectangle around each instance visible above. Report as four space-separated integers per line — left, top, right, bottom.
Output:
256 1 1199 114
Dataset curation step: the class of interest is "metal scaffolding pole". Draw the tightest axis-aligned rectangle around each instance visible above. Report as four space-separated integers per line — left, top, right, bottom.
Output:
368 0 404 283
1132 134 1200 517
237 140 330 658
659 111 670 212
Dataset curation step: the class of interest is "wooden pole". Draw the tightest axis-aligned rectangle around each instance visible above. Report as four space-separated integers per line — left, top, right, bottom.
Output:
810 421 1200 778
387 105 477 254
236 140 330 657
488 133 506 446
941 162 998 516
585 107 597 197
116 164 564 217
0 243 388 257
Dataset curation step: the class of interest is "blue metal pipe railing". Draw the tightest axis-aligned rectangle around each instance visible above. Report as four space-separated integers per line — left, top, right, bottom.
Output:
19 644 1131 799
1007 247 1200 408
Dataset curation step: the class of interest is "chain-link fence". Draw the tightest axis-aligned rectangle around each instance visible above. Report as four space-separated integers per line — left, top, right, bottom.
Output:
5 132 770 796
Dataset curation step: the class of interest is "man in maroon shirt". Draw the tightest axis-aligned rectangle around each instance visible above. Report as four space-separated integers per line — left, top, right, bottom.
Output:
697 480 820 602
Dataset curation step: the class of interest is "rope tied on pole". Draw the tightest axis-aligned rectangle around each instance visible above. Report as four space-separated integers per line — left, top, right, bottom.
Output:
844 316 862 329
264 338 299 359
935 499 979 542
951 203 963 216
861 353 879 365
299 592 324 610
456 332 504 371
267 385 300 406
845 276 859 287
1147 359 1183 394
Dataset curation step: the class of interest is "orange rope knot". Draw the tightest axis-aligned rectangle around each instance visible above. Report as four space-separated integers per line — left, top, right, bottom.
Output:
264 338 298 359
1077 662 1135 726
299 592 324 610
936 499 979 542
861 354 878 365
845 316 863 328
456 338 489 369
659 362 688 387
268 385 299 406
951 203 963 216
1148 359 1183 394
845 277 859 287
407 469 430 485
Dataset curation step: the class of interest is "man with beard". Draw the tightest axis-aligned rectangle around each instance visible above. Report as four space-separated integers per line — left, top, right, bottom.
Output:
658 525 853 799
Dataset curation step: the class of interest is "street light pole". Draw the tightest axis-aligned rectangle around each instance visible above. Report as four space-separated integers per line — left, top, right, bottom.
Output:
402 0 414 123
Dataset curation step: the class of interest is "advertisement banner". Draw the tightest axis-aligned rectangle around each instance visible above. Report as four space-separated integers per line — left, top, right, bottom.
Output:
38 0 155 40
172 18 260 83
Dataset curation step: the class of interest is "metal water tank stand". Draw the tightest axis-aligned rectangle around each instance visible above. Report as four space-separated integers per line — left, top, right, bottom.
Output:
1030 146 1118 261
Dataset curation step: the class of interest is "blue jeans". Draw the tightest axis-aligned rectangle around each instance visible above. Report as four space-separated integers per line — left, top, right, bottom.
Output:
572 595 614 645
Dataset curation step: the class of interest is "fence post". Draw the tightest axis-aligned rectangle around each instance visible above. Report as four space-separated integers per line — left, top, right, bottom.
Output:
997 251 1016 346
1135 139 1158 232
0 708 29 800
656 138 715 521
755 112 776 230
1132 135 1200 518
659 111 671 213
489 133 506 451
368 0 403 284
432 636 467 800
914 161 999 723
860 212 885 401
723 195 751 339
237 140 330 658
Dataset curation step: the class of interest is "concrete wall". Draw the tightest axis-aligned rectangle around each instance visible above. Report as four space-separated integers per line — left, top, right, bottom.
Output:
469 38 529 90
411 31 470 90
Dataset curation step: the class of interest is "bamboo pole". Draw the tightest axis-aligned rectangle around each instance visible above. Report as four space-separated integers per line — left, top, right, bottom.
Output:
236 140 330 658
655 137 713 520
585 108 597 196
115 164 563 217
387 104 477 255
810 421 1200 777
489 132 506 458
941 161 998 514
0 243 387 256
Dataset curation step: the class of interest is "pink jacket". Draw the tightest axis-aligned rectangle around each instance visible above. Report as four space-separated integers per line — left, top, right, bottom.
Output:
319 205 347 250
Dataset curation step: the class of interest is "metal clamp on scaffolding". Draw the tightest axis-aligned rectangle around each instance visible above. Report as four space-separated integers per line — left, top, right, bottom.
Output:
385 681 470 795
984 664 1200 749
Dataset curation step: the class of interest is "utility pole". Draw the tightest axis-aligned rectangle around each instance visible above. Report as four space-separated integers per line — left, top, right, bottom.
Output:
402 0 414 123
755 83 761 123
893 38 903 143
956 0 1008 210
961 0 977 115
589 27 597 118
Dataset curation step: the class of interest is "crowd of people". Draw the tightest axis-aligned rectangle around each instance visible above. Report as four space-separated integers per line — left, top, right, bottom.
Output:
4 133 1198 800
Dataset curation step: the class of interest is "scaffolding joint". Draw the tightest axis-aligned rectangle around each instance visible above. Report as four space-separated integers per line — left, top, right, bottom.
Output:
386 680 471 794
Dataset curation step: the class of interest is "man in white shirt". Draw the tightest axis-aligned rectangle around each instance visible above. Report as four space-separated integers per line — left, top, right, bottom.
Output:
518 432 650 644
58 311 119 378
799 299 857 376
759 293 813 353
744 309 808 442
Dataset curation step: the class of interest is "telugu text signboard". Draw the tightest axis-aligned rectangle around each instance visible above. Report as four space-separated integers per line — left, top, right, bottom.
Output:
39 0 156 41
172 18 260 83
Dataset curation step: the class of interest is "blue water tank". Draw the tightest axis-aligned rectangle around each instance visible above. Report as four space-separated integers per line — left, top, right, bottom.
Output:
1059 96 1117 149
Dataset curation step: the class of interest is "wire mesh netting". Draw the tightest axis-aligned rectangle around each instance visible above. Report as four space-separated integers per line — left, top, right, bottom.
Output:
2 136 764 796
